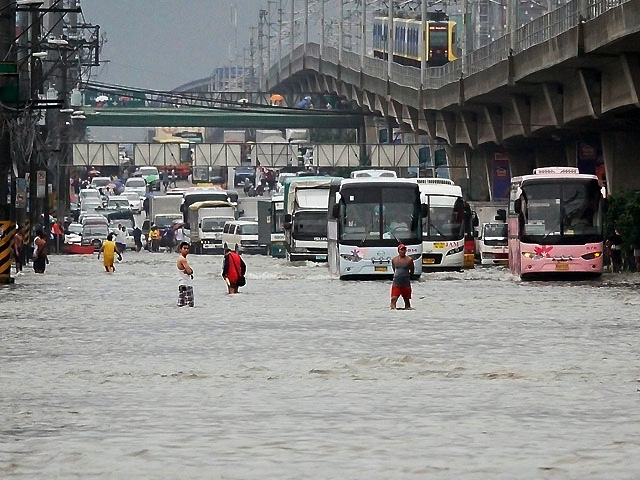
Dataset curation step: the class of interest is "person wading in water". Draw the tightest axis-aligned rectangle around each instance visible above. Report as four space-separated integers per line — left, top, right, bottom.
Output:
222 247 246 294
176 241 194 307
390 243 414 310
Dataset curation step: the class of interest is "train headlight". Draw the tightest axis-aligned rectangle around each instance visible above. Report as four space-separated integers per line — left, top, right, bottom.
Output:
581 252 602 260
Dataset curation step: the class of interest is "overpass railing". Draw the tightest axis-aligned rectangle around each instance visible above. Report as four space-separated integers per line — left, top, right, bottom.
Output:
72 142 442 169
269 0 633 92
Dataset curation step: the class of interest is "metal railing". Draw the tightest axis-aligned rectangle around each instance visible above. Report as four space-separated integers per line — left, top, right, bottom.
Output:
267 0 633 92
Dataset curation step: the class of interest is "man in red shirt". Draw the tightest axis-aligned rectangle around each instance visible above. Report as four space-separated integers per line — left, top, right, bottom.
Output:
222 247 246 294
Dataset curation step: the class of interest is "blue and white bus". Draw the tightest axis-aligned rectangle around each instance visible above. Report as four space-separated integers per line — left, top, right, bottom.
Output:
328 178 425 279
416 178 466 271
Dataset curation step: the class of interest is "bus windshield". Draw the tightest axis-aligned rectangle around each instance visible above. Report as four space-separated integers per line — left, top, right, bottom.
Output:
293 211 327 240
423 195 464 241
340 186 421 246
520 179 602 244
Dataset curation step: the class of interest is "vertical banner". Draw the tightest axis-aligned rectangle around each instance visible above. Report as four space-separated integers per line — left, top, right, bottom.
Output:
577 141 597 175
36 170 46 199
15 178 27 209
493 153 511 200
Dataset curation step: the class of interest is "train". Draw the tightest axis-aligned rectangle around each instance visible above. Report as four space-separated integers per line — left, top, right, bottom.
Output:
372 12 458 68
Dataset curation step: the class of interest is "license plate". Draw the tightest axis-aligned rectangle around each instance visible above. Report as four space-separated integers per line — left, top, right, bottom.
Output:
374 266 388 272
315 255 327 261
555 263 569 270
423 258 436 264
434 242 445 249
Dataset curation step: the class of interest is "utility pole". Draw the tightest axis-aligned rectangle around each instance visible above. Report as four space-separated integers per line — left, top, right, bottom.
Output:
289 0 294 59
249 27 257 90
267 1 276 80
278 0 283 75
258 10 265 91
303 0 308 57
0 0 16 284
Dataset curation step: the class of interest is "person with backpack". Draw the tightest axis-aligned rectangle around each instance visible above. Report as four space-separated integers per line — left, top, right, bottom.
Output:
222 247 246 294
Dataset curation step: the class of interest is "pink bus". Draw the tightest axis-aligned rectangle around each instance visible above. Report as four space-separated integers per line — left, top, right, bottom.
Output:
508 167 604 279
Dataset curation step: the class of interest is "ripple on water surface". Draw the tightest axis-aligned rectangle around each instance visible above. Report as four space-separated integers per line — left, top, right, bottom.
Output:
1 254 639 479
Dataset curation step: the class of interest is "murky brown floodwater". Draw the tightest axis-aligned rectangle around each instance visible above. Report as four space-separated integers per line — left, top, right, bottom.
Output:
1 252 640 479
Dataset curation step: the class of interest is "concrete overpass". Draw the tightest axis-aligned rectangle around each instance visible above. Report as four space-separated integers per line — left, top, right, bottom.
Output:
261 0 640 199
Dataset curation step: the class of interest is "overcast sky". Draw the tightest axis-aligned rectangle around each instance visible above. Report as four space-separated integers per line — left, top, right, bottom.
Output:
82 0 263 91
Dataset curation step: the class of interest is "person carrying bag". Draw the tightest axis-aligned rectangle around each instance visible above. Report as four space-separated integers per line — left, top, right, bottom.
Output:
222 247 247 294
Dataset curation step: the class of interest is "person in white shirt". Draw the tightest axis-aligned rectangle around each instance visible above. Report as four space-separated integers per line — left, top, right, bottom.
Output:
115 224 128 255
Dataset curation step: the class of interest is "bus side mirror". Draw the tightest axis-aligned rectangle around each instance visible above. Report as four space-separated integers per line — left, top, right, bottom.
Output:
514 199 521 214
472 212 479 228
332 204 340 219
495 209 507 222
198 222 202 228
284 222 292 230
473 230 479 238
421 204 429 218
284 214 292 223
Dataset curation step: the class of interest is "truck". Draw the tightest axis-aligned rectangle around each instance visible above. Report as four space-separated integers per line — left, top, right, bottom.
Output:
149 195 183 226
283 176 341 262
258 195 286 258
469 201 508 265
188 200 237 254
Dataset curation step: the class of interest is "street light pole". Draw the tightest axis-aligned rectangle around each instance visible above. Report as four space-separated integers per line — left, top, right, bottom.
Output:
303 0 308 57
421 0 426 87
360 0 366 70
278 0 283 75
289 0 294 59
387 0 393 82
339 0 344 63
320 0 325 51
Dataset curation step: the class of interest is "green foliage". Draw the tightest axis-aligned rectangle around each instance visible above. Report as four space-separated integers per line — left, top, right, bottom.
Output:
604 190 640 250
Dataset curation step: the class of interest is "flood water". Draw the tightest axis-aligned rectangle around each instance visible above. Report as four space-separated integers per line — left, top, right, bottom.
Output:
1 252 640 479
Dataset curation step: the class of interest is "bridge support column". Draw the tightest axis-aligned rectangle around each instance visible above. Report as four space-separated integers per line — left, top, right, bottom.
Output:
468 148 491 202
601 132 640 193
445 145 470 198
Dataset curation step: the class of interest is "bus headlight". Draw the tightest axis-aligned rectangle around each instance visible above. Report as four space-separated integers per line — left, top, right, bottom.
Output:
581 252 602 260
522 252 536 259
340 254 362 262
446 245 464 256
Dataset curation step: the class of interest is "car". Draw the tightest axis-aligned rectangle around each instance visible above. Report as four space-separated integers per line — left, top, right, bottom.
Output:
80 223 109 250
124 177 147 197
122 191 143 213
106 196 131 210
221 219 263 254
64 222 83 244
79 188 101 203
134 166 160 191
80 198 103 215
80 214 108 226
90 176 112 190
234 167 256 187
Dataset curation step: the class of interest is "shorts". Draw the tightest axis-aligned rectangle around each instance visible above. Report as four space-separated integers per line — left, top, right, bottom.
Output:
391 285 411 300
177 285 194 307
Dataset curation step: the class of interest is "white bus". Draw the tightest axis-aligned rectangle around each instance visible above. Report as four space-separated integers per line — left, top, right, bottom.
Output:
328 178 425 279
416 178 466 271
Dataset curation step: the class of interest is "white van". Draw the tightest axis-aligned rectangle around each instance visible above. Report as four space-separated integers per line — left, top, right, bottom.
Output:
476 223 508 265
221 220 263 254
